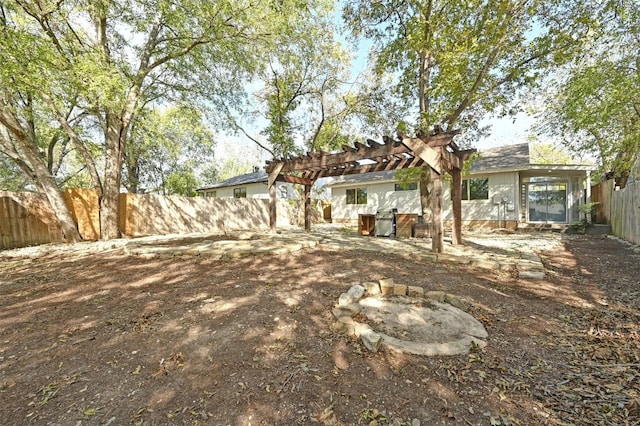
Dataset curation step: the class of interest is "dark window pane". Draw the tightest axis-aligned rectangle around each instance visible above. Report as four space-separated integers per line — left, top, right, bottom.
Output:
394 182 417 191
357 188 367 204
346 188 356 204
469 178 488 200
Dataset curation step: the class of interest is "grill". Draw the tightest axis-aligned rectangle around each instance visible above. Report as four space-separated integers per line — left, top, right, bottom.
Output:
375 209 396 237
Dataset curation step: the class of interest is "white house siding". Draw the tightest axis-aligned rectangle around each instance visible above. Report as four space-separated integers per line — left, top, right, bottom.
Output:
202 182 296 199
327 143 593 228
331 181 421 223
443 172 519 223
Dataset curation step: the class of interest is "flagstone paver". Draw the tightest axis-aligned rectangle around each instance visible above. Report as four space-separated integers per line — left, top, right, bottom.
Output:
122 225 551 280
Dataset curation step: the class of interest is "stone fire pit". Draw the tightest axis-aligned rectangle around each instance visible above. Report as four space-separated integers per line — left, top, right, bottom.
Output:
332 279 488 356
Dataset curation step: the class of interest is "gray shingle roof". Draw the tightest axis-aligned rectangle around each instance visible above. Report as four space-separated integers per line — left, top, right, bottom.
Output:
469 143 530 172
196 170 267 191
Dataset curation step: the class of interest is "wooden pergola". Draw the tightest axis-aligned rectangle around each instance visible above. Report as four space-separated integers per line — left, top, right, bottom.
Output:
264 130 476 252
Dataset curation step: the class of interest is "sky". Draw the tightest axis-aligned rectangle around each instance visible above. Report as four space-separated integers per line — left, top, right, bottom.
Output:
477 113 536 150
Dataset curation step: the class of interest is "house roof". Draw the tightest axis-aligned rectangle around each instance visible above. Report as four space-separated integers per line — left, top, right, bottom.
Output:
469 143 530 172
470 143 595 174
196 170 267 191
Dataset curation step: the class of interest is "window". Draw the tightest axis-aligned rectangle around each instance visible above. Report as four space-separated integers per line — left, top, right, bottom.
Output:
204 191 217 198
462 178 489 200
233 188 247 198
346 187 367 204
394 182 418 191
277 184 288 199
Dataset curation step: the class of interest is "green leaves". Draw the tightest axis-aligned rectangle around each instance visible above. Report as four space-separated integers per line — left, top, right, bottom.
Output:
124 106 215 195
343 0 584 134
540 1 640 185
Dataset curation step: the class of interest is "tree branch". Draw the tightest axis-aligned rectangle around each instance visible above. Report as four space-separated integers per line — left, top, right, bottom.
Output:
40 93 103 196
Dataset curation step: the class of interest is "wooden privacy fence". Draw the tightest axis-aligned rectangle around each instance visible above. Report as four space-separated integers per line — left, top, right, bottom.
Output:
118 192 293 237
0 193 64 249
591 180 640 244
1 189 294 249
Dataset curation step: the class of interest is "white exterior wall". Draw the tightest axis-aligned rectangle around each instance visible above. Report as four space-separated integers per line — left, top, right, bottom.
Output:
443 172 519 222
329 168 591 225
202 182 296 199
331 181 421 222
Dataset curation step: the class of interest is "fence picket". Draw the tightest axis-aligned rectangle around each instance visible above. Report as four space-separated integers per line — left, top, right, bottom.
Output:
0 190 297 250
591 180 640 245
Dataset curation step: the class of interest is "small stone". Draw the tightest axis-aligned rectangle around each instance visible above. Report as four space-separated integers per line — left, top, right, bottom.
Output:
425 291 445 302
379 278 394 296
518 270 545 280
412 419 421 426
333 317 356 335
393 284 408 296
360 328 382 352
445 293 466 311
332 304 362 319
437 253 464 263
408 286 424 297
347 284 366 301
364 282 381 295
470 258 500 270
338 293 353 306
353 322 371 338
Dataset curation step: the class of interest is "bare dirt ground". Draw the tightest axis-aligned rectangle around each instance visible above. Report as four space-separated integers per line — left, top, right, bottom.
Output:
1 232 639 426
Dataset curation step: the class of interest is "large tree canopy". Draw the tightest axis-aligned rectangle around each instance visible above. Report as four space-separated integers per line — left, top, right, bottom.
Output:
124 106 215 196
343 0 585 136
0 0 323 239
540 1 640 186
226 1 403 160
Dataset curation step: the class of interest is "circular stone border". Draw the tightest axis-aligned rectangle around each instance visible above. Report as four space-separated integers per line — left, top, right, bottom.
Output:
332 278 488 356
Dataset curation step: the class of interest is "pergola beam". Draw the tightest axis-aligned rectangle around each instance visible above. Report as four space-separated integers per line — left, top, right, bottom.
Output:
276 175 313 186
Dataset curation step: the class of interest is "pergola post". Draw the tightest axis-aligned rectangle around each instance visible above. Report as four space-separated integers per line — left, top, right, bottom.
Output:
451 167 463 245
267 163 283 233
304 184 311 232
269 183 276 233
431 168 444 253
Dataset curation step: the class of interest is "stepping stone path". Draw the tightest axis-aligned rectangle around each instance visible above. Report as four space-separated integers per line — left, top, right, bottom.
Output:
332 279 488 356
122 226 549 281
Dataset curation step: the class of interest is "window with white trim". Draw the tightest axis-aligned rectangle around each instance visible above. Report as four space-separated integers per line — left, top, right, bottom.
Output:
462 178 489 200
346 187 367 204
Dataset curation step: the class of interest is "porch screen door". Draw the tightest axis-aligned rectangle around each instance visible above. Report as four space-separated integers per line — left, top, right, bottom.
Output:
528 182 567 223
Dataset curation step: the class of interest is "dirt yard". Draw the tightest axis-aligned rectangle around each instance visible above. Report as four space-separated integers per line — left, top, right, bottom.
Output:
1 232 639 425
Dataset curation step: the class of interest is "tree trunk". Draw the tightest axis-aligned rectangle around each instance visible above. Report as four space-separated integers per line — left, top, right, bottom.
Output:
24 143 82 242
100 114 123 240
38 172 82 243
418 168 432 222
0 103 82 243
